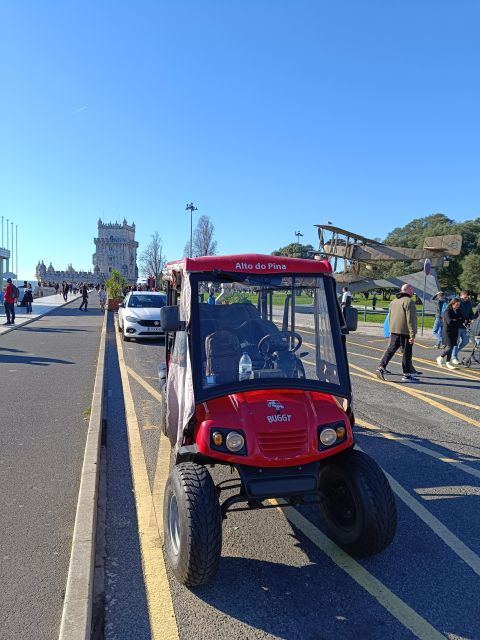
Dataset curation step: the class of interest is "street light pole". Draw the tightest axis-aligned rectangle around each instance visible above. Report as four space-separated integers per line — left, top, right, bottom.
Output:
185 202 198 258
294 230 303 257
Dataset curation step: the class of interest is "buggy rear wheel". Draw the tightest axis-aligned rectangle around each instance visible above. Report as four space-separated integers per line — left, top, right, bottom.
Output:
319 449 396 557
163 463 222 587
462 357 472 368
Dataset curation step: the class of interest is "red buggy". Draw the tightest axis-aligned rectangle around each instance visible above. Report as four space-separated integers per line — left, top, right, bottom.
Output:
159 254 396 586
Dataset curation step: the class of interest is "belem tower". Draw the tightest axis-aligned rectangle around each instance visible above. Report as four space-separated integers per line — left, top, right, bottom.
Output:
36 219 139 285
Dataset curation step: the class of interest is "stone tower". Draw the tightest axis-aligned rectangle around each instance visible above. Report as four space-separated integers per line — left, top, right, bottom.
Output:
93 219 139 283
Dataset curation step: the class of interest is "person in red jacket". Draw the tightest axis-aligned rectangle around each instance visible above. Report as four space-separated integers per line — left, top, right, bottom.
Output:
3 277 16 325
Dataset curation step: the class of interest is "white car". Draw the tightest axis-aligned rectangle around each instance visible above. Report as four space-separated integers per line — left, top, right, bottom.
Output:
117 291 166 341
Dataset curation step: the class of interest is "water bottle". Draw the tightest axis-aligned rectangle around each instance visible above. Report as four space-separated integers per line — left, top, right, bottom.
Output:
238 352 253 381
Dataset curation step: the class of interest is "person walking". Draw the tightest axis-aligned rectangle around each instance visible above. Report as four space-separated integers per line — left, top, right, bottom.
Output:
98 284 107 312
436 298 463 369
376 284 418 383
432 291 447 348
79 284 89 311
3 277 16 325
372 292 377 311
341 286 352 308
23 283 33 314
451 290 475 365
62 281 69 301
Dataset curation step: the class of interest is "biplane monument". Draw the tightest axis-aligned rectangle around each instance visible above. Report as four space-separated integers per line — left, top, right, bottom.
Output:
314 224 463 310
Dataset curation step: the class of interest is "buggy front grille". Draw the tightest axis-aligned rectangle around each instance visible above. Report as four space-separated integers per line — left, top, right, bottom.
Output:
257 429 307 457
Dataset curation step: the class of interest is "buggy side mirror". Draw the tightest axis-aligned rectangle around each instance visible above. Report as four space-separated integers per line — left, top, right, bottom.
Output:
160 305 184 332
342 307 358 332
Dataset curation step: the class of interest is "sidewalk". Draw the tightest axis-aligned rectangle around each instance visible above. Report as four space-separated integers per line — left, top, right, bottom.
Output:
273 307 434 339
0 292 81 335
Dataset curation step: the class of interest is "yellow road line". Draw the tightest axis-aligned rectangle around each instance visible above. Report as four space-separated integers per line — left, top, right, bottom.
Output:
116 330 179 640
354 446 480 581
347 340 480 381
346 343 477 388
127 365 163 402
274 501 446 640
120 346 478 636
408 389 480 411
348 363 480 429
355 417 480 481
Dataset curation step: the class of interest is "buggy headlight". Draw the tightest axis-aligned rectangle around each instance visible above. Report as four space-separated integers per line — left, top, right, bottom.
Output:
318 421 348 448
226 432 245 452
319 428 337 446
125 315 138 323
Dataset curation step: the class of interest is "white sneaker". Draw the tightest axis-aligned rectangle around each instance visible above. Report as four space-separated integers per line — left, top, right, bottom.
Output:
451 358 460 366
436 356 445 368
445 361 456 370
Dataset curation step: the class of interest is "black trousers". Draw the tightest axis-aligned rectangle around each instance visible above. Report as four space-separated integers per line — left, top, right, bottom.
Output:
79 297 88 310
380 333 413 373
441 331 458 362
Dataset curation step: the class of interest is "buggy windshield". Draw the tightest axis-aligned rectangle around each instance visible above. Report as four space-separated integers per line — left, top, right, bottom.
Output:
189 273 349 397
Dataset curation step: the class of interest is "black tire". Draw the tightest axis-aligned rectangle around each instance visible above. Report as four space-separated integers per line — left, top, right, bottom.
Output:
319 449 397 557
160 382 168 438
122 332 130 342
117 320 122 333
163 463 222 587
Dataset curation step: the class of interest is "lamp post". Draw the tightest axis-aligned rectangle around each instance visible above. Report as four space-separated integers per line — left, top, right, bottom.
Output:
185 202 198 258
294 230 303 257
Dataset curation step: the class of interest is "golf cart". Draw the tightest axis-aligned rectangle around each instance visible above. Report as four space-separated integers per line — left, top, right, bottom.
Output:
159 254 396 586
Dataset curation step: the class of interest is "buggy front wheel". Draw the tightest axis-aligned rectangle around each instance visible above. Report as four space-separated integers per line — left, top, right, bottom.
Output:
319 449 396 557
163 463 222 587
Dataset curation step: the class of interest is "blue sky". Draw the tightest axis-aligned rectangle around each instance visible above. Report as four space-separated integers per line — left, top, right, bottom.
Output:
1 1 479 279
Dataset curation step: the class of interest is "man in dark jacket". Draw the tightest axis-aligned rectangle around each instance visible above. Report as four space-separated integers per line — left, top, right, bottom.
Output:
79 284 89 311
451 290 475 365
376 284 418 382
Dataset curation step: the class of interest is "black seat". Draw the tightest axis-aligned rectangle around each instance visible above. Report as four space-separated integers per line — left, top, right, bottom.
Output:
205 330 242 385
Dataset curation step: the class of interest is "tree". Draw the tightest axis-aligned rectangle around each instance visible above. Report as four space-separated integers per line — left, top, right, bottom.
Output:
272 243 315 258
105 269 128 300
372 213 480 291
459 253 480 295
190 215 217 257
139 232 166 284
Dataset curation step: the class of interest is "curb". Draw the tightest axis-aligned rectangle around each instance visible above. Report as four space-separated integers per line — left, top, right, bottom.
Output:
58 309 108 640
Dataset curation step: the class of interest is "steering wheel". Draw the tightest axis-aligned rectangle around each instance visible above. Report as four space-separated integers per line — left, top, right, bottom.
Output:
258 331 303 357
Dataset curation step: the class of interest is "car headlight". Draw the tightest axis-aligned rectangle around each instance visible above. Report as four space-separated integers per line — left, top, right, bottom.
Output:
125 315 138 323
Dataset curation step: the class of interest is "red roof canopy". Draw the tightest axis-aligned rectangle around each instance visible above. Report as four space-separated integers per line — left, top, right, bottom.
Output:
164 254 332 275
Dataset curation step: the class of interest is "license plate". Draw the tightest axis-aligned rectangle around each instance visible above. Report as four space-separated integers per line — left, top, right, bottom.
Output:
145 326 162 332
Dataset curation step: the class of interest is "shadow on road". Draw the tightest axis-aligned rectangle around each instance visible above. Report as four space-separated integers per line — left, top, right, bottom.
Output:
0 354 74 366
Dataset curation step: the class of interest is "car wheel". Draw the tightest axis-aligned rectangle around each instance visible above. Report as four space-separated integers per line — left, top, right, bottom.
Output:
164 463 222 587
319 449 397 557
122 331 130 342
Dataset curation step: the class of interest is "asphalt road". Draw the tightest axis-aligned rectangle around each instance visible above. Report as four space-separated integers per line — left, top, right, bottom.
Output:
0 300 104 640
107 322 480 640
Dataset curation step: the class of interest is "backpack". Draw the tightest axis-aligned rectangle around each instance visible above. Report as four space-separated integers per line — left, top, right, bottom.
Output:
12 285 19 299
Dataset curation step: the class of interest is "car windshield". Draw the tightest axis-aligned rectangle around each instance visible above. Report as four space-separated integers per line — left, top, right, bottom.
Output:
128 295 166 308
191 273 346 394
